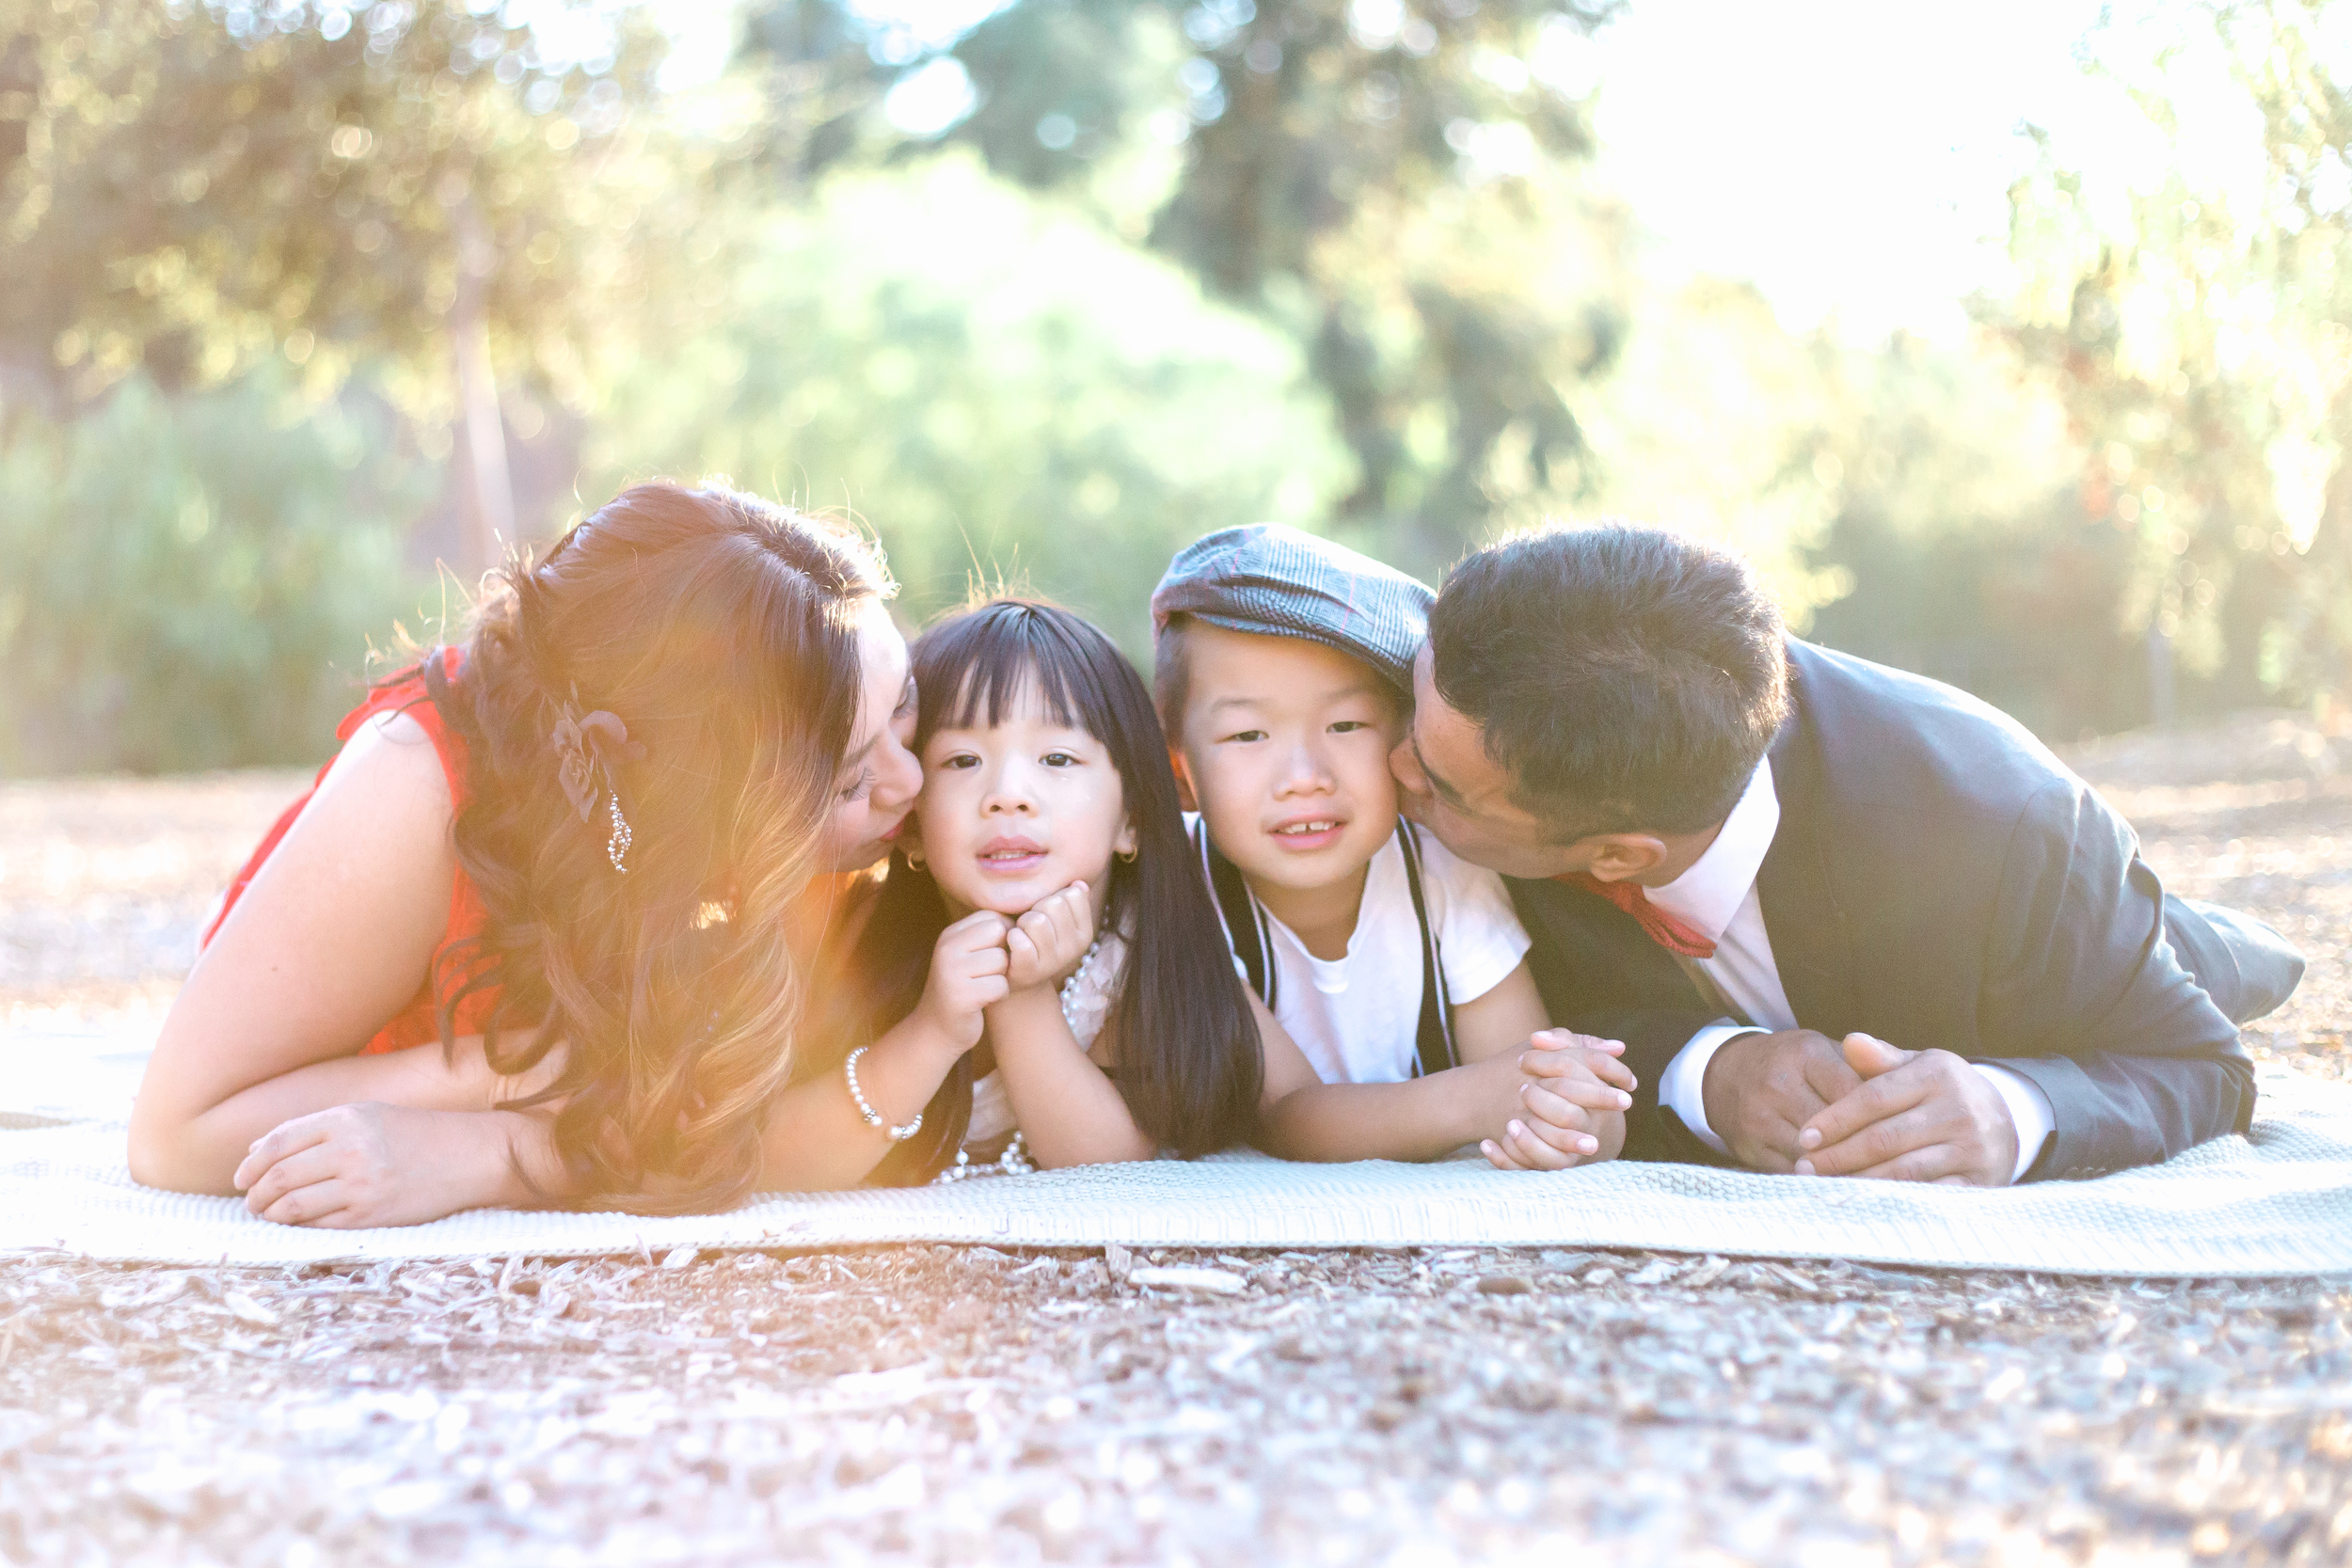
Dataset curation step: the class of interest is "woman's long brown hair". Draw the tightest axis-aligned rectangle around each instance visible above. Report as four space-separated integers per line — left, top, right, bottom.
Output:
416 481 888 1212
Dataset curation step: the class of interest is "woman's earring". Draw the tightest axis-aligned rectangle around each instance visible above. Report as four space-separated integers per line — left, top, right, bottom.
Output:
607 794 633 873
1117 846 1137 863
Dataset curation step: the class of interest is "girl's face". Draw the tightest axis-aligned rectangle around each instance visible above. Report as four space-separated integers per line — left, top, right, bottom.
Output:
913 676 1136 920
822 602 922 874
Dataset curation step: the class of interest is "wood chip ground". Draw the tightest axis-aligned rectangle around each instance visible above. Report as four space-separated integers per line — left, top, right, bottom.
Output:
2 711 2346 1565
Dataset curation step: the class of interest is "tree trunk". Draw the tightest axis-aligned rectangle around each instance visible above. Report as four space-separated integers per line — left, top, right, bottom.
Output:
451 198 514 581
2146 624 2177 726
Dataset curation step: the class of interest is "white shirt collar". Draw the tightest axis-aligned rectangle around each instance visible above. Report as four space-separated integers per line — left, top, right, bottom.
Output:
1644 755 1779 943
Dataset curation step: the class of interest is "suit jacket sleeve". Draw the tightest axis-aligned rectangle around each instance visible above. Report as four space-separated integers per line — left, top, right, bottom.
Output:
1975 778 2254 1179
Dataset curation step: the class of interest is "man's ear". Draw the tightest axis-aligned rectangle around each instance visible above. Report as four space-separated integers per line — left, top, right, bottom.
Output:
1167 747 1200 813
1576 832 1670 884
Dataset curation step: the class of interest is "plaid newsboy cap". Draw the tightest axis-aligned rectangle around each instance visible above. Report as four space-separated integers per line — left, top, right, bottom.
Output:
1151 524 1433 695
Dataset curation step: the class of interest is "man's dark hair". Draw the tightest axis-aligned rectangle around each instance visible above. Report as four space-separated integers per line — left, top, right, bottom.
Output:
1428 524 1789 841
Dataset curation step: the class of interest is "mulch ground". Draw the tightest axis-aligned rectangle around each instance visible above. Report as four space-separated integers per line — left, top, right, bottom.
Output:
2 710 2347 1566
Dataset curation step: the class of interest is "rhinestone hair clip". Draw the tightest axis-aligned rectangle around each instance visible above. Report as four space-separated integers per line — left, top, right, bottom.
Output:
549 695 646 872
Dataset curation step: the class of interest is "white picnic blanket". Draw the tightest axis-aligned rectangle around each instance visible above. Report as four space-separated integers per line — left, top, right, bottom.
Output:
4 1029 2348 1275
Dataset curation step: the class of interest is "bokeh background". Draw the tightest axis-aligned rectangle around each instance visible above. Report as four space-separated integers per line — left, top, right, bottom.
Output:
3 0 2349 775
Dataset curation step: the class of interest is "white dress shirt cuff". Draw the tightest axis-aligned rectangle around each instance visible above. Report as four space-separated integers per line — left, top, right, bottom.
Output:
1974 1063 2057 1185
1656 1023 1764 1157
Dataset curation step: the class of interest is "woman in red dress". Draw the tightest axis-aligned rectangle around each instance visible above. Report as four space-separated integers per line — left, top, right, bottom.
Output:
128 481 923 1227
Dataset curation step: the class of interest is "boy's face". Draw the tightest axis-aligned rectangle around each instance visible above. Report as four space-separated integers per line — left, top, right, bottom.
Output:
1171 624 1403 895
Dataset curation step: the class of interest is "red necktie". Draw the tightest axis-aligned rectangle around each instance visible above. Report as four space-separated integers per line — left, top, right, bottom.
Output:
1558 873 1717 959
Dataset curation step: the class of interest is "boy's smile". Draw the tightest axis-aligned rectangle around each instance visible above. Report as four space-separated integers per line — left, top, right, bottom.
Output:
1171 624 1403 952
1267 813 1348 853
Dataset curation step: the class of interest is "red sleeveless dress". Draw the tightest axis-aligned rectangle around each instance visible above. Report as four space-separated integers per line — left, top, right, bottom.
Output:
200 649 501 1055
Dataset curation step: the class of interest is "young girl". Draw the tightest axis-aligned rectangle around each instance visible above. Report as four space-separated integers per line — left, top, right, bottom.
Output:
798 598 1321 1187
129 482 923 1226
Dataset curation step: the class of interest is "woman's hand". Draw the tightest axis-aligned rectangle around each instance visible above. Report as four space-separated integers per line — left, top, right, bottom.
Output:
1004 881 1096 993
913 910 1012 1053
232 1103 537 1227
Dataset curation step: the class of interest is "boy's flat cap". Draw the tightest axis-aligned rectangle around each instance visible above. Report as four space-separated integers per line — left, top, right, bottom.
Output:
1151 524 1433 694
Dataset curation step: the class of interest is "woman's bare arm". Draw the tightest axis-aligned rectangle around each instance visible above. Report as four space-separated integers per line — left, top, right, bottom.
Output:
129 712 532 1197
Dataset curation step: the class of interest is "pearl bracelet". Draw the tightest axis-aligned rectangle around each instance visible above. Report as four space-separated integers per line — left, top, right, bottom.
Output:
844 1045 923 1142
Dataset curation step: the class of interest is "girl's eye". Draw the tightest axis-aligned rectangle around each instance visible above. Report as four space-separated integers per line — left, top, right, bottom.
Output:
1330 720 1372 735
939 753 979 770
1041 751 1079 768
1221 729 1267 745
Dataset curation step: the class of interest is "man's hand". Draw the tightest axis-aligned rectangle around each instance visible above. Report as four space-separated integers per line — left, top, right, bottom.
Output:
1794 1035 2019 1186
1700 1029 1865 1172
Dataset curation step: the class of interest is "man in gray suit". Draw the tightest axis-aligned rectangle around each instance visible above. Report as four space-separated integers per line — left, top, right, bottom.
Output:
1391 524 2303 1184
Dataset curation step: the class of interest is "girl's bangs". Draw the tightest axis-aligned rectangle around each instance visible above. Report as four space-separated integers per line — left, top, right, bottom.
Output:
917 604 1118 747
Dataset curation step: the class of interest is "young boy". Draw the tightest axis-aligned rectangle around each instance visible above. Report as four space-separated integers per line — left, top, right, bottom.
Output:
1151 524 1634 1168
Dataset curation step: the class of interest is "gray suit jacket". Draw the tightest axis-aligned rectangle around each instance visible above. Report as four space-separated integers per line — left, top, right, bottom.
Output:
1510 639 2296 1180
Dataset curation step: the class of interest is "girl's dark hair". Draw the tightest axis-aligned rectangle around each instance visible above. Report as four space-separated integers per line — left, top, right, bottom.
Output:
830 598 1263 1182
411 481 890 1213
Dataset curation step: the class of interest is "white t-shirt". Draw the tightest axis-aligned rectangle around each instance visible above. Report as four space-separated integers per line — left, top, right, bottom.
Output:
1190 817 1532 1086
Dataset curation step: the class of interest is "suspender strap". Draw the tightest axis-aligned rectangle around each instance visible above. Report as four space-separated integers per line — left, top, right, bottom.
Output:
1193 816 1454 1074
1194 819 1277 1008
1395 817 1459 1077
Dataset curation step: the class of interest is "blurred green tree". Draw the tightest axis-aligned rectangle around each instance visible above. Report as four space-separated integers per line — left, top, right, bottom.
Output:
580 155 1351 651
1793 336 2144 738
1981 0 2352 716
1562 274 2140 736
1567 277 1851 612
735 0 1629 578
0 368 434 772
0 0 703 567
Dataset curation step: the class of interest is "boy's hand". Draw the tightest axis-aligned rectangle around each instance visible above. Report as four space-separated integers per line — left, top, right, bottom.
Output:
1005 881 1097 993
1480 1031 1636 1172
916 911 1012 1053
